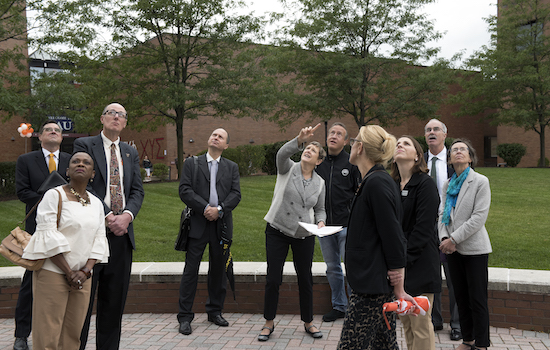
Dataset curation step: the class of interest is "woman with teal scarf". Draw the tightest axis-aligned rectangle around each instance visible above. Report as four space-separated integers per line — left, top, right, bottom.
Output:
438 139 492 350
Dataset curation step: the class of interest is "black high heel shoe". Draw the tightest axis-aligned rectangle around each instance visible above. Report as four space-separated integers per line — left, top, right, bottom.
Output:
258 325 274 341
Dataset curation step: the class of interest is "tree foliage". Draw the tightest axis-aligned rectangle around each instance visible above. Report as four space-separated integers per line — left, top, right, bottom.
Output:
31 0 276 173
456 0 550 167
0 0 31 117
262 0 452 128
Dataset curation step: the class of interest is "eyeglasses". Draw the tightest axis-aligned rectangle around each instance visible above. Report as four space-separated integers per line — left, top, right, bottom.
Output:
104 110 128 119
425 127 443 133
451 147 469 153
43 127 61 133
349 138 361 147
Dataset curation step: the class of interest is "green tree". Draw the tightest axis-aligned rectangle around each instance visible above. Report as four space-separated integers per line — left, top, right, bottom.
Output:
31 0 275 174
0 0 30 117
262 0 452 128
456 0 550 167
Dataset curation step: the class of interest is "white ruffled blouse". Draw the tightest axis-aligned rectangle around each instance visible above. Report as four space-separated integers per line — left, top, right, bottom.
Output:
22 186 110 274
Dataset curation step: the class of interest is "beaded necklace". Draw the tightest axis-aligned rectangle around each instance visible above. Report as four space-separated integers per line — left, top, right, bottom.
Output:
70 187 90 206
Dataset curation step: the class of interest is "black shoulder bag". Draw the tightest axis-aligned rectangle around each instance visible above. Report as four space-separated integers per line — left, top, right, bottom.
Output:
175 156 198 251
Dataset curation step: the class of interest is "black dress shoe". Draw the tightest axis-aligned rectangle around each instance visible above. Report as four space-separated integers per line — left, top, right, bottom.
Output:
179 321 192 335
13 337 29 350
322 309 346 322
208 314 229 327
450 328 463 341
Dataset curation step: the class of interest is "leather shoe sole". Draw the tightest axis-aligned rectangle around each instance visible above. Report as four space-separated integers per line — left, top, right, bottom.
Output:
208 314 229 327
179 321 192 335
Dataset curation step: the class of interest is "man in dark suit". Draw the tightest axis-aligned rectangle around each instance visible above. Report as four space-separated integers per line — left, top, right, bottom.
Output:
76 103 144 350
177 128 241 335
424 118 461 342
14 121 70 350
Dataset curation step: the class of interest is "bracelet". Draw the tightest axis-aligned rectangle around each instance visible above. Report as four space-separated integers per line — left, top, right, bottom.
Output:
80 267 92 279
450 237 457 245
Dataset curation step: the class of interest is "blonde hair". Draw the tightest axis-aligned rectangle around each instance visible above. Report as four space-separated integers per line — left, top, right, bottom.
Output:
357 125 396 167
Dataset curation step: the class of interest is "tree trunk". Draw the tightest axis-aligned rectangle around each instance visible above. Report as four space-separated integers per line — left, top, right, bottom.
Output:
539 123 546 167
175 115 185 178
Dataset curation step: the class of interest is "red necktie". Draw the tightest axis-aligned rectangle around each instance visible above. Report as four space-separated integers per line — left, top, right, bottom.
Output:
110 144 123 215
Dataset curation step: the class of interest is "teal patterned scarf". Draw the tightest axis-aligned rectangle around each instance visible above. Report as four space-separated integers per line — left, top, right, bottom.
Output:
442 167 471 226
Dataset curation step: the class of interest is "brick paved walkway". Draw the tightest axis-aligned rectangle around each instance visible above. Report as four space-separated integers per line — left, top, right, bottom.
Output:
0 313 547 349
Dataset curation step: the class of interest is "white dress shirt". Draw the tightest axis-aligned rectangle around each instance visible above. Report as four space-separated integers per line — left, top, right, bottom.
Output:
427 147 448 203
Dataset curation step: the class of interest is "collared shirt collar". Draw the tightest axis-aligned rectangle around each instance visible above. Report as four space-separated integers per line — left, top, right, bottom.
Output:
428 147 447 162
100 130 120 148
41 148 60 159
206 152 221 163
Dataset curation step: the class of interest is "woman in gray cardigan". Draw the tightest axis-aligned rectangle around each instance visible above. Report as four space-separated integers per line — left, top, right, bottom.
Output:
438 139 492 350
258 124 327 342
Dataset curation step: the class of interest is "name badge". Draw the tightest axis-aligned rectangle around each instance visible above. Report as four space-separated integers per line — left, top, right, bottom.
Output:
401 190 408 196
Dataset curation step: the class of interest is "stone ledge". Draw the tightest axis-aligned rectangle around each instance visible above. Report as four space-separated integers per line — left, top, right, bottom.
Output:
1 263 548 294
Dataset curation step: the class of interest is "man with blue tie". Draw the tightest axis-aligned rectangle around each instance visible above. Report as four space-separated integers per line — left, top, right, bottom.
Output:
424 118 462 342
177 128 241 335
76 103 144 350
14 121 71 350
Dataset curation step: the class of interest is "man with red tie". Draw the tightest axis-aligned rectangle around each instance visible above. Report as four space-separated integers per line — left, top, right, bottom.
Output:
75 103 144 350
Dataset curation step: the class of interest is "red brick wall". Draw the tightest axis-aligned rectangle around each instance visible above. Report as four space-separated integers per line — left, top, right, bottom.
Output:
0 277 548 332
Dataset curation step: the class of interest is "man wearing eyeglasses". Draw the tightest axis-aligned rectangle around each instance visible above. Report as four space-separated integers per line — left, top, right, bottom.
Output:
75 103 144 350
13 121 71 350
423 118 462 342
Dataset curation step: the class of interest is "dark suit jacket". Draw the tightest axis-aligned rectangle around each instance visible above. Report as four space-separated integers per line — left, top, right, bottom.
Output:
16 150 71 234
179 154 241 240
400 172 442 296
73 134 144 249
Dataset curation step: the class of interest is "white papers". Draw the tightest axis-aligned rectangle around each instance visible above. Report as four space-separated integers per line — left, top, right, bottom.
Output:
298 222 343 237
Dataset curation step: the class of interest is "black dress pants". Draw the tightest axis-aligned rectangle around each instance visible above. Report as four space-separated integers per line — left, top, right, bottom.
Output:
178 220 226 323
14 270 32 338
263 224 315 323
80 233 133 350
447 253 490 348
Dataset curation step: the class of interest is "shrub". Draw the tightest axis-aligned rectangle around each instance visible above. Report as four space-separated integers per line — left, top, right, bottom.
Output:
497 143 527 167
0 162 16 199
222 145 266 176
152 163 169 181
262 140 301 175
140 168 146 180
537 157 549 168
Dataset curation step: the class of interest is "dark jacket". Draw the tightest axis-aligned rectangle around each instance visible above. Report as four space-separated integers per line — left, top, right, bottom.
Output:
179 154 241 240
73 134 145 249
15 150 71 234
315 149 361 226
400 172 442 296
345 164 406 294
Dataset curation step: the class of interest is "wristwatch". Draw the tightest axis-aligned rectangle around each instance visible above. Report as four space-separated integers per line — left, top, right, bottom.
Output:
217 205 223 214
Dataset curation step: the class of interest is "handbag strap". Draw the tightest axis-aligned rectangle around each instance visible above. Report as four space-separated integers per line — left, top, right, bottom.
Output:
20 187 63 228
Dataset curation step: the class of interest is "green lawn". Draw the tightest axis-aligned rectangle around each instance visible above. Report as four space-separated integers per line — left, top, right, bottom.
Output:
1 168 548 270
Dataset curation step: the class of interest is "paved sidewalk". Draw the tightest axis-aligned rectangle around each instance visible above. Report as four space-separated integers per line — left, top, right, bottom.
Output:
0 313 548 349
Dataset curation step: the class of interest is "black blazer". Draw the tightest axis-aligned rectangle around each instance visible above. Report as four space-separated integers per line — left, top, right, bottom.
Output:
179 154 241 240
345 164 406 295
400 172 442 296
16 150 71 234
73 134 144 249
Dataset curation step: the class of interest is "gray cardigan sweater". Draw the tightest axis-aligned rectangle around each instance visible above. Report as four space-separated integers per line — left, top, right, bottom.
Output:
264 137 326 238
438 169 492 255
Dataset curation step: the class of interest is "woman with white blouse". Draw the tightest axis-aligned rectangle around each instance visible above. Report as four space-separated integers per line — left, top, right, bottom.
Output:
23 152 109 349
